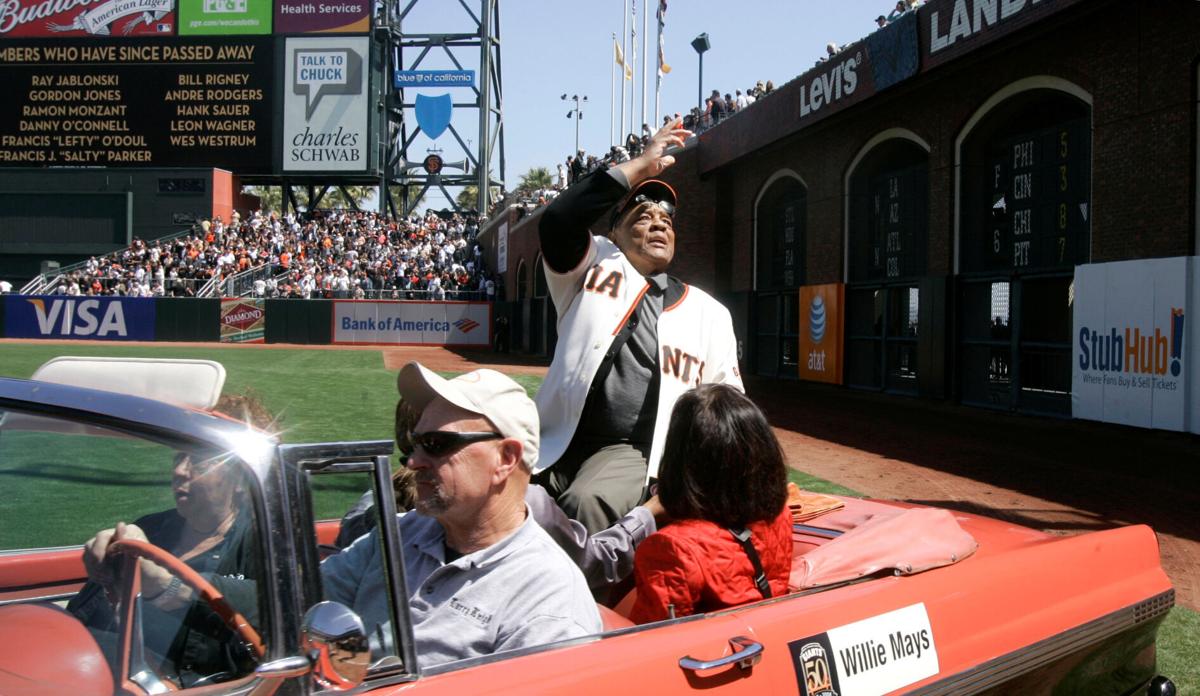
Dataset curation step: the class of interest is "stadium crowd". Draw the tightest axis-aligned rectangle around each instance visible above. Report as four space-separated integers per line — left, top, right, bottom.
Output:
48 208 495 301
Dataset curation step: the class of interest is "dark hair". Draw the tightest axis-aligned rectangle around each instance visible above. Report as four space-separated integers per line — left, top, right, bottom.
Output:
215 389 278 432
656 384 787 528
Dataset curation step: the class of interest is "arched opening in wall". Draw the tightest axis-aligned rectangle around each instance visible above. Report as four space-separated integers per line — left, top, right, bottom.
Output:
846 136 929 394
533 255 549 298
531 254 555 356
752 173 807 378
957 85 1091 416
516 259 528 301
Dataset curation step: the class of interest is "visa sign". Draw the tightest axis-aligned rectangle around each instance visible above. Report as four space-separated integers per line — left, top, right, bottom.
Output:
4 296 155 340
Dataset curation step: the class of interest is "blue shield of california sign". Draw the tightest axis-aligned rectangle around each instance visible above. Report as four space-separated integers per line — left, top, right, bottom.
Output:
415 94 453 140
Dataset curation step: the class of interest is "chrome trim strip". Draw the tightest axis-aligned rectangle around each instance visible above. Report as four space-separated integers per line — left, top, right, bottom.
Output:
911 589 1175 695
792 524 843 538
0 591 75 606
0 544 82 557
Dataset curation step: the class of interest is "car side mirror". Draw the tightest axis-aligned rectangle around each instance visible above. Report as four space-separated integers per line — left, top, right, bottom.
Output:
302 601 370 690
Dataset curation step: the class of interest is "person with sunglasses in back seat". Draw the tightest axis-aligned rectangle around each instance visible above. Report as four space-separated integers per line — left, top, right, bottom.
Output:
320 362 601 668
534 117 744 536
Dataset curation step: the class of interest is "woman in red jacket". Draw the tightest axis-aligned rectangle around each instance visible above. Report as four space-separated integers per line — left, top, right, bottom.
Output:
630 384 792 624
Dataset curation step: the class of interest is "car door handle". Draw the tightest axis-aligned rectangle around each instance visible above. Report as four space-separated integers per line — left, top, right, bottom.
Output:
678 635 763 672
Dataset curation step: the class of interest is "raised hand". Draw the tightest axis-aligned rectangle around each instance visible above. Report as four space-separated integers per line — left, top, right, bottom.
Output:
616 118 693 185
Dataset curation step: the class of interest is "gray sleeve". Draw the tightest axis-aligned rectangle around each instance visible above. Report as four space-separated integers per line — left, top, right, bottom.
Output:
319 526 377 606
335 490 377 548
495 614 594 655
526 485 656 591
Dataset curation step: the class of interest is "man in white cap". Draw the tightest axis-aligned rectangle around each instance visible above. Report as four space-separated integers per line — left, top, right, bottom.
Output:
321 362 600 667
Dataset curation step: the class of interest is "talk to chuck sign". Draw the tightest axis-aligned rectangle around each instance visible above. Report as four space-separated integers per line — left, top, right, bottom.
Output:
0 37 274 172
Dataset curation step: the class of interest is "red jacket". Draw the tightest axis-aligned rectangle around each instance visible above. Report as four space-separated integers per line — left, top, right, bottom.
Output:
630 507 792 624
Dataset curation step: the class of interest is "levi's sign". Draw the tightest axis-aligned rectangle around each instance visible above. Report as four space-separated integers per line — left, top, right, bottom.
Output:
4 295 154 340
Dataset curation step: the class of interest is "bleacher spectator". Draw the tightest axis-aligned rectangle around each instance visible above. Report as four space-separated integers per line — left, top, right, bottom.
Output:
49 208 489 301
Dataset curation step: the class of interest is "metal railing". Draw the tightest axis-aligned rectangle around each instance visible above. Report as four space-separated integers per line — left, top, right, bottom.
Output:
17 276 213 297
216 263 278 298
19 275 48 295
19 225 199 296
260 288 490 301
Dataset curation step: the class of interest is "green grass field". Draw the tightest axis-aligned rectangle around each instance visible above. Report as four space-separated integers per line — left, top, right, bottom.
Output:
0 342 1193 692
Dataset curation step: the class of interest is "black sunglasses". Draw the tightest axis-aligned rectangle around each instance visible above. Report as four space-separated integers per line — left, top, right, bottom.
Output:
401 430 503 457
611 194 676 227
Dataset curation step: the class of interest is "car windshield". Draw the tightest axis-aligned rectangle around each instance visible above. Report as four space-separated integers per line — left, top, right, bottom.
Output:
0 407 269 691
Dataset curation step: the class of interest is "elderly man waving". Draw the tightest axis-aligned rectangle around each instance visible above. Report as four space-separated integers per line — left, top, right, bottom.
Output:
321 362 600 667
535 118 743 534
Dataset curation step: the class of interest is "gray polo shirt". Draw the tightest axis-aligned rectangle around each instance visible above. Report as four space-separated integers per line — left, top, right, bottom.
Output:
321 506 601 669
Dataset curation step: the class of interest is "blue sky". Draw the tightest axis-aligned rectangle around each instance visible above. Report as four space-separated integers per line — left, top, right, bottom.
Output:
398 1 891 207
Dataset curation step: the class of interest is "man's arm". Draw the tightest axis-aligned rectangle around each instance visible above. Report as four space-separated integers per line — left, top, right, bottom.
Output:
319 526 378 607
525 484 658 591
537 169 626 273
708 304 745 392
539 119 691 274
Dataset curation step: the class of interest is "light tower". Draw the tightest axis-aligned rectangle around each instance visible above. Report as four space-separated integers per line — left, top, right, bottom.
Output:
383 0 506 216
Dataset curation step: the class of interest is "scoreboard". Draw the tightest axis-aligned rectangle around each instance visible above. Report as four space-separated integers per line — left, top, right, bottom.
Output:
0 37 275 172
979 117 1091 272
862 163 927 283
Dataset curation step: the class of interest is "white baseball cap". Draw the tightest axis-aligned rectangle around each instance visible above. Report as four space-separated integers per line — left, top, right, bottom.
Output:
396 362 539 470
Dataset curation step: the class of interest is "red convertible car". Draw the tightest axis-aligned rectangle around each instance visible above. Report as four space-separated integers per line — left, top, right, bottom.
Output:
0 360 1177 695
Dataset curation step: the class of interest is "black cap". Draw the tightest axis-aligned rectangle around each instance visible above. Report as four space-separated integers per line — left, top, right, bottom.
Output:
610 179 678 228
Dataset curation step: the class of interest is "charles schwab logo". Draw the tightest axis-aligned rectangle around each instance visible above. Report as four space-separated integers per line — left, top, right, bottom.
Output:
288 44 364 165
1078 308 1185 388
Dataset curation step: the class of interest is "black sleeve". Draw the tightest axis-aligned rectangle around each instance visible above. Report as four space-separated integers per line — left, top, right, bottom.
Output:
538 170 628 273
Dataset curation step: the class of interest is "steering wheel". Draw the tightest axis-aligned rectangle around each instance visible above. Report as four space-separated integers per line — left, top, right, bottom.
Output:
109 538 265 665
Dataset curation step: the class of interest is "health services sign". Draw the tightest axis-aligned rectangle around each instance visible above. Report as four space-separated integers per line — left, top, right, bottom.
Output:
4 295 155 341
332 300 490 346
1072 257 1199 434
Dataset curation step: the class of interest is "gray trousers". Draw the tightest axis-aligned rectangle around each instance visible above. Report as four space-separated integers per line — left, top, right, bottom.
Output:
538 443 648 536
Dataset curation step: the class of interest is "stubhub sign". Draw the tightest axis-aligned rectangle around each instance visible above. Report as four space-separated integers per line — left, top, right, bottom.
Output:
1072 257 1199 434
4 296 155 341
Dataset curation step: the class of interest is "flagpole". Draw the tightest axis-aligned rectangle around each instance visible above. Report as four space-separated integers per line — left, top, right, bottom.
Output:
640 0 647 136
654 3 661 126
628 0 636 146
620 0 628 142
610 32 617 148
